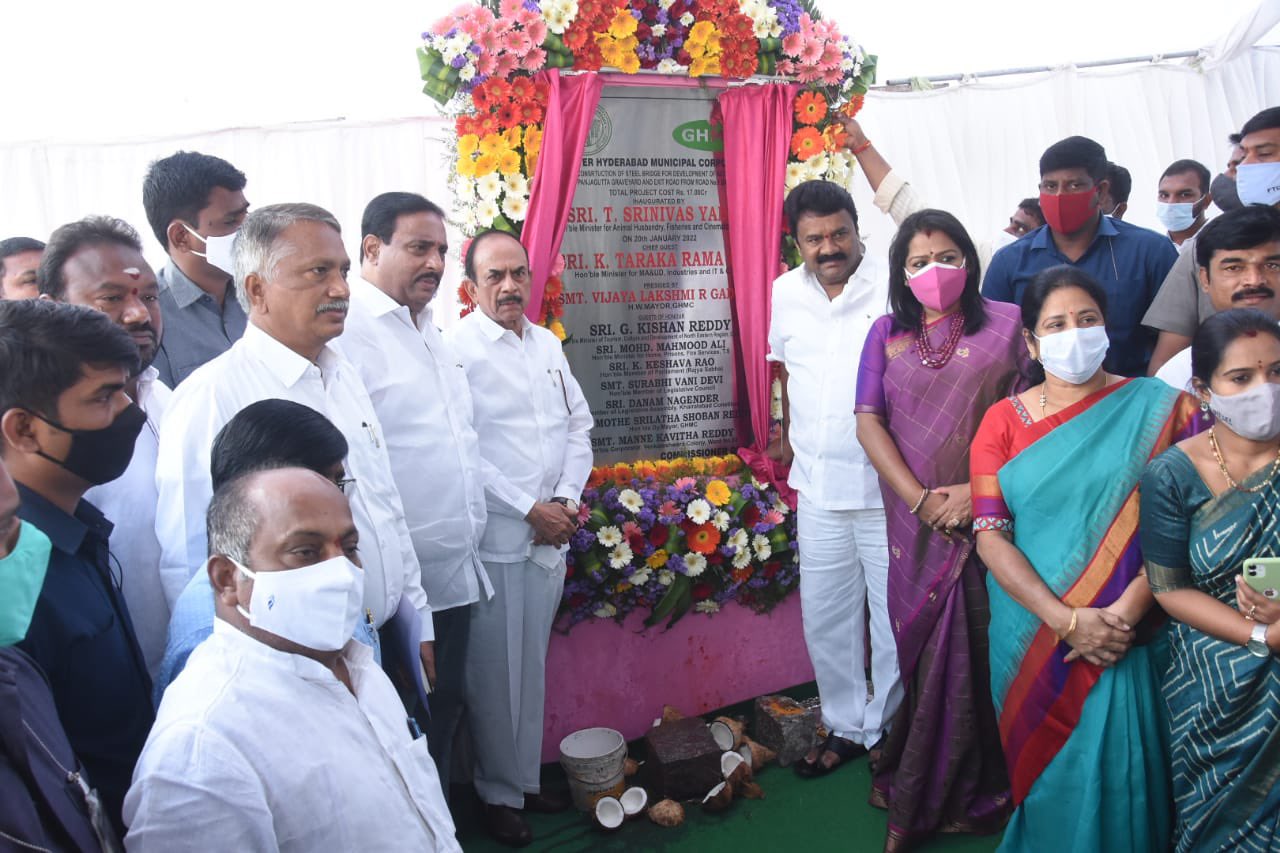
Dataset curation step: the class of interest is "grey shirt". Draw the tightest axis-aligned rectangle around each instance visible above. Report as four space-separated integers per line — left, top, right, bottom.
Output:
1140 233 1214 337
153 260 248 387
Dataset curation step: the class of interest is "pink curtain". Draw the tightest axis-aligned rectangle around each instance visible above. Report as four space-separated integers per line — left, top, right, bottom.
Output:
718 83 797 500
521 69 604 320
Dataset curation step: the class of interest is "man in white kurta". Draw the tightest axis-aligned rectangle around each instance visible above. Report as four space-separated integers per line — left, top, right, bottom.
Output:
768 180 901 774
39 215 174 677
154 203 434 663
444 230 592 846
336 192 490 794
124 467 458 852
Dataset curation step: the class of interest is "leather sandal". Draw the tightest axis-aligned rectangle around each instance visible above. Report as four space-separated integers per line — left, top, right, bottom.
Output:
794 733 866 778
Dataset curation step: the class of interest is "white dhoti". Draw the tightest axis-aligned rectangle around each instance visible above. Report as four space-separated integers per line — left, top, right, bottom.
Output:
797 494 902 746
464 557 564 808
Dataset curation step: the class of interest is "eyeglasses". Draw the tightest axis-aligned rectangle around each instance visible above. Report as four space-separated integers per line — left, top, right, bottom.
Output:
335 476 356 494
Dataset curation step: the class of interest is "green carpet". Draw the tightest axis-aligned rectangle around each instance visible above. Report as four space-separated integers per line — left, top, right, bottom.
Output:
455 685 1003 852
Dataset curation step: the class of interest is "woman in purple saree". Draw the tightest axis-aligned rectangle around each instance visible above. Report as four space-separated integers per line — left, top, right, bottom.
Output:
855 210 1028 851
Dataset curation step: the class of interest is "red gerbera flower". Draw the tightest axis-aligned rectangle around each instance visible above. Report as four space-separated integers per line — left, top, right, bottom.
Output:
682 522 722 555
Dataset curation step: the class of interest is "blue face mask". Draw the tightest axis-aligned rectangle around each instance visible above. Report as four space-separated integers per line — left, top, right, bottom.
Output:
0 520 53 646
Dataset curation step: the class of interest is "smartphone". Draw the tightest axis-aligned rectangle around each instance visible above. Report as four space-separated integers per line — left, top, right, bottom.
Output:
1242 557 1280 599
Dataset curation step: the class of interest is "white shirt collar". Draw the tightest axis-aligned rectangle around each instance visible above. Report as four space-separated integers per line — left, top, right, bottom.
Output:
799 250 884 302
352 276 437 335
211 616 373 684
471 308 528 342
242 322 339 388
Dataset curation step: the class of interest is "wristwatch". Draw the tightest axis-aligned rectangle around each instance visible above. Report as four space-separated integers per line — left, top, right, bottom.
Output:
1246 622 1271 658
550 497 579 514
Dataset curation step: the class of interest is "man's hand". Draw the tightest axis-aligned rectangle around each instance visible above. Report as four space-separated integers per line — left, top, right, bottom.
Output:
419 641 437 691
840 115 869 151
765 434 794 465
527 501 577 547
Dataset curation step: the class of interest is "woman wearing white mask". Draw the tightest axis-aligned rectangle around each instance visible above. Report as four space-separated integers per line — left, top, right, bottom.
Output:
856 209 1029 851
1141 308 1280 852
970 266 1202 853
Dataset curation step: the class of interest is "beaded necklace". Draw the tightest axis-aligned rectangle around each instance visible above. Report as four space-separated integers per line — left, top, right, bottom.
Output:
916 312 965 369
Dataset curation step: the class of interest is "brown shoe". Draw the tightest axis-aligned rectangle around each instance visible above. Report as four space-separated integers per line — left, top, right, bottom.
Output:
482 803 533 847
523 789 571 813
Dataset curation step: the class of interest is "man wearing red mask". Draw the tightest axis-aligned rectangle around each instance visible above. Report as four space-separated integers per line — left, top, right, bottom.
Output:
982 136 1178 376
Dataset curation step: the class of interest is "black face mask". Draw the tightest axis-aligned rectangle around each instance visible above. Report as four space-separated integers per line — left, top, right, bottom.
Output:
1211 172 1242 213
30 403 147 486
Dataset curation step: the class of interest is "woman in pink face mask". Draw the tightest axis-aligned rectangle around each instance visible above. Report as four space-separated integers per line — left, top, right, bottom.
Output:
855 209 1031 850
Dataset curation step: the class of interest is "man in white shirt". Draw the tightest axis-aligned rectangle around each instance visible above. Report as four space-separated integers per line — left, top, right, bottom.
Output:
125 466 459 852
38 215 172 677
768 181 901 776
445 230 593 847
337 191 490 796
154 203 435 678
1155 205 1280 391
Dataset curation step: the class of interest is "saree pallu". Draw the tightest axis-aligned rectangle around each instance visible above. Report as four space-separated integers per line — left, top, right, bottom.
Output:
1142 448 1280 852
973 377 1200 853
856 304 1025 845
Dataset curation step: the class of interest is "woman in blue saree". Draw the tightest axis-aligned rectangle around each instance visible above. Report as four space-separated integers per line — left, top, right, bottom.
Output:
1143 308 1280 852
971 266 1201 852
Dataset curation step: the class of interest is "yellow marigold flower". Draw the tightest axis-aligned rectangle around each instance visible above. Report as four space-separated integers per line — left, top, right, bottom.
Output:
478 133 507 157
473 153 499 176
616 582 631 593
692 458 708 474
705 479 731 506
456 156 477 178
525 147 540 178
608 8 638 38
646 549 669 569
705 33 722 55
688 20 716 44
502 126 522 149
457 134 480 158
524 125 543 150
496 149 521 175
550 320 566 340
689 55 718 77
617 51 640 74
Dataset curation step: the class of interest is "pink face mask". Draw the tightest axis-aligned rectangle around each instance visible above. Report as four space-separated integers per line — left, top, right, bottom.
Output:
905 262 967 313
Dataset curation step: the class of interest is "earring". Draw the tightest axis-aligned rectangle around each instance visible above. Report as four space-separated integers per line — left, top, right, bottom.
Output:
1200 401 1210 413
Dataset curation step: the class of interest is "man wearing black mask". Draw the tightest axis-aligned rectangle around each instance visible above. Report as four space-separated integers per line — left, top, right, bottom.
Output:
0 299 154 836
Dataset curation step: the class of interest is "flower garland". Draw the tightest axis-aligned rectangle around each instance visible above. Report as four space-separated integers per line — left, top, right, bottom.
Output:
563 455 798 627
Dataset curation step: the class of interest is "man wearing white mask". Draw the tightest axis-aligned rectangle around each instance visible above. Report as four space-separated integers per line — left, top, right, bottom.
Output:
1155 159 1213 247
142 151 250 387
125 466 459 852
154 203 434 676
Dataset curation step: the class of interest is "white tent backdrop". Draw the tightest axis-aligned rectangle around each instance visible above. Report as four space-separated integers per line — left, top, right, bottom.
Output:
1 46 1277 323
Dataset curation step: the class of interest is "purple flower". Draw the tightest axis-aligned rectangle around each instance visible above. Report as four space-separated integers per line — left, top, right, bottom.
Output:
667 553 688 575
570 529 596 552
637 508 656 526
450 54 468 69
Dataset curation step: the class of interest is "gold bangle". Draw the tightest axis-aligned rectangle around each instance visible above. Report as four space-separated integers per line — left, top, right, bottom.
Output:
1059 608 1078 641
909 487 930 515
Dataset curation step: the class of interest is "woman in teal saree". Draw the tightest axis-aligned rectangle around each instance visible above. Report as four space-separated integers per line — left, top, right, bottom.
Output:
1143 308 1280 852
971 267 1201 852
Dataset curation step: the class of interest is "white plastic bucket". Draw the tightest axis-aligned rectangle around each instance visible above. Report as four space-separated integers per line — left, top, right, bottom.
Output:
559 727 627 811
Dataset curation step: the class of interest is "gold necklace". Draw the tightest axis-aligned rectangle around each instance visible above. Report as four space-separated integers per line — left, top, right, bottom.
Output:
1208 426 1280 493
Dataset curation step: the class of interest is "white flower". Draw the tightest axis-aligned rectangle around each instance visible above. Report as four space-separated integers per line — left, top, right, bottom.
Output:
458 64 476 82
684 553 707 577
803 152 830 181
711 511 730 532
739 0 765 16
752 17 774 38
593 602 617 619
629 567 652 585
474 198 500 226
771 396 784 420
767 21 782 38
658 0 674 8
727 528 748 550
686 498 712 524
609 542 634 569
543 5 570 33
501 193 529 221
453 173 477 197
656 58 685 75
476 172 503 201
694 600 721 614
502 172 529 196
457 206 479 235
772 497 789 516
784 161 807 192
619 489 644 514
650 23 666 37
658 569 675 586
732 548 751 569
679 11 694 26
597 525 623 547
753 534 772 561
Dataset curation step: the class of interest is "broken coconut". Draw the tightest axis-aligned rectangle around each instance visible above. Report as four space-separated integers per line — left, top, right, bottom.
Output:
647 799 685 827
620 786 648 819
738 737 777 772
708 716 746 751
721 750 752 787
594 796 625 831
738 780 766 800
702 780 735 813
661 704 685 723
623 758 640 777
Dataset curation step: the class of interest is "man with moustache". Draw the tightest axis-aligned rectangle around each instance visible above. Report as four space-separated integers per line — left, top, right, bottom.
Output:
36 216 172 677
337 192 489 796
1155 206 1280 391
155 203 436 681
767 180 900 778
445 230 592 847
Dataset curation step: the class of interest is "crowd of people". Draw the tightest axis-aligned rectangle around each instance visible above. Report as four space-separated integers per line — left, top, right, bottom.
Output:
0 100 1276 853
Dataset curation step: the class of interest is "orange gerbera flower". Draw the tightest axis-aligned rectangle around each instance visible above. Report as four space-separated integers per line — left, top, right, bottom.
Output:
790 127 823 160
822 123 848 152
685 522 722 555
794 91 827 125
704 479 731 506
840 93 866 119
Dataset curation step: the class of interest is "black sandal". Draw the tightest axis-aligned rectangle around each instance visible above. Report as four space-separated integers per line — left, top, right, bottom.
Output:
793 733 867 778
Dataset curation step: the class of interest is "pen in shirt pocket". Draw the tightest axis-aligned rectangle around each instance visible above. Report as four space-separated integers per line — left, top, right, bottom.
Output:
553 369 570 413
361 421 380 448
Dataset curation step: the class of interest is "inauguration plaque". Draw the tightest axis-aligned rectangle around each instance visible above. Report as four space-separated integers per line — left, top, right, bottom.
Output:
559 84 745 465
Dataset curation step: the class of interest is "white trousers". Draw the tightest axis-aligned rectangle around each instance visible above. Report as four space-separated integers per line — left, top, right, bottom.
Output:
464 558 563 808
796 495 902 746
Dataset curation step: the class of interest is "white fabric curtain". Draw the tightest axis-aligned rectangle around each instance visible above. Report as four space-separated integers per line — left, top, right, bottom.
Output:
1 46 1277 319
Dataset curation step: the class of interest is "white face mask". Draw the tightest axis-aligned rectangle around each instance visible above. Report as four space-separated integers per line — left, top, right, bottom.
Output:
1036 325 1110 384
1236 161 1280 208
1155 199 1202 233
1209 382 1280 441
183 223 238 277
233 555 365 652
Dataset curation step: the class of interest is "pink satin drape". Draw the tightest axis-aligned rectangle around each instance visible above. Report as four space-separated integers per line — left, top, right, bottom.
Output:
521 69 604 320
718 83 797 500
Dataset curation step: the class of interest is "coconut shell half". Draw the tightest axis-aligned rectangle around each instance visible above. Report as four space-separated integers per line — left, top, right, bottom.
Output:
623 757 640 777
708 716 746 750
647 798 685 827
701 781 734 813
739 737 777 771
620 786 649 818
594 796 625 831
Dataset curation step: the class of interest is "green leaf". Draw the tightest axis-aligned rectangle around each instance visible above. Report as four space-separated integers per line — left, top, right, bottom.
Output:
644 575 690 628
664 583 695 630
